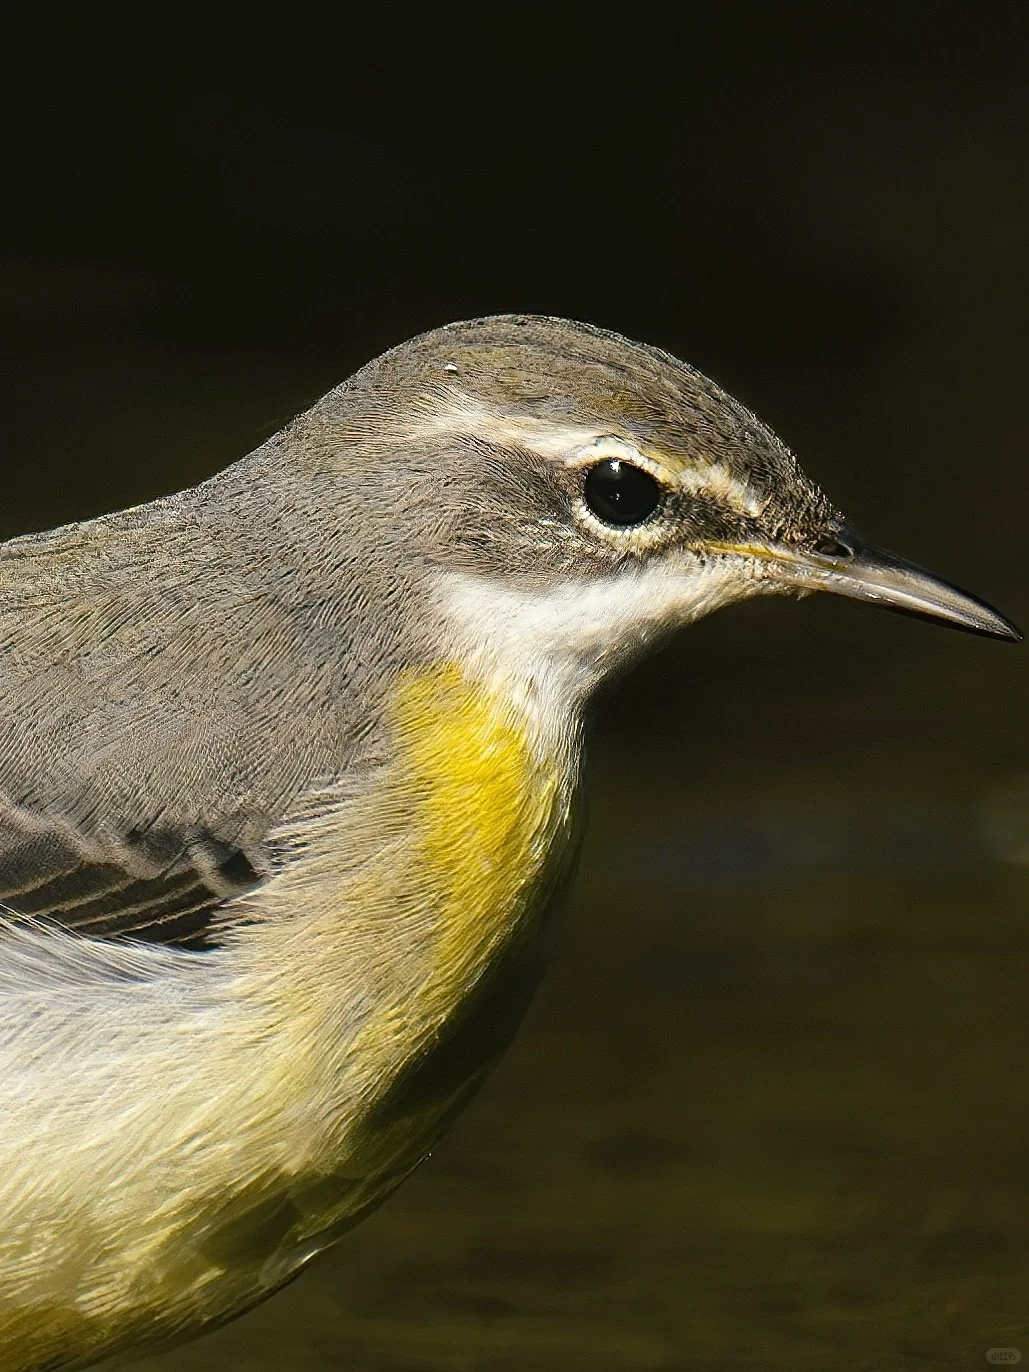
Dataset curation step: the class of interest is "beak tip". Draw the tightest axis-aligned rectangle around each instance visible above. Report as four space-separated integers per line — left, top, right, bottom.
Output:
991 616 1023 644
954 595 1022 643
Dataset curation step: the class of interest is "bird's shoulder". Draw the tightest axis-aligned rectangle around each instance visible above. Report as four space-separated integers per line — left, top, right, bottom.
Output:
0 459 387 950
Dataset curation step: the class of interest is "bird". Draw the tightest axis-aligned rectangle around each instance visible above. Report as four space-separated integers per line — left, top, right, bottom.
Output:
0 315 1017 1370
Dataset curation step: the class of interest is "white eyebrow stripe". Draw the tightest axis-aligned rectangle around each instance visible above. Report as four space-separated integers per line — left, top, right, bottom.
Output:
677 462 768 518
408 393 601 456
409 393 768 515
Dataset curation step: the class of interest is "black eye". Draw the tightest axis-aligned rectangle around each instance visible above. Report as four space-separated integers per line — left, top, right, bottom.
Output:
583 459 662 527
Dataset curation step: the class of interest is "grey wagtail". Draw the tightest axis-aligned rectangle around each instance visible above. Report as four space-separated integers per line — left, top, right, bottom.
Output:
0 315 1017 1370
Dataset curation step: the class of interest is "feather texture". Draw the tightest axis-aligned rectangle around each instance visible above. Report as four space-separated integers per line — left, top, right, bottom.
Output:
0 314 856 1369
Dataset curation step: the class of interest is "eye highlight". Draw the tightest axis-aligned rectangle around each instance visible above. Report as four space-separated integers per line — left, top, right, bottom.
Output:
583 459 662 527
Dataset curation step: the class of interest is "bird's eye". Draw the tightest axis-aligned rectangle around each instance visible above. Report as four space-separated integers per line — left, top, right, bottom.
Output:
583 459 662 527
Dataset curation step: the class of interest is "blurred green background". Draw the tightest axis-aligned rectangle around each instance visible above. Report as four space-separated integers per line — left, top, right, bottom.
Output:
5 11 1029 1370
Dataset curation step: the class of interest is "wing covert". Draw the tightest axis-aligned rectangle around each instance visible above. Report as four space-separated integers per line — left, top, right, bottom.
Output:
0 820 262 949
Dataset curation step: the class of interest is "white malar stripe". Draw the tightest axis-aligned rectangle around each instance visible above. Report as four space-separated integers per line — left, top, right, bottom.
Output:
441 559 763 740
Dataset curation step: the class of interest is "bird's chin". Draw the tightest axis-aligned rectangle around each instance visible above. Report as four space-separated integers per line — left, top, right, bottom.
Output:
700 536 1020 642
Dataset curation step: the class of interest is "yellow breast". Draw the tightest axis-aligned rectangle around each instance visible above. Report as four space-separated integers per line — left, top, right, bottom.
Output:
335 665 578 1172
394 664 569 1016
244 662 580 1237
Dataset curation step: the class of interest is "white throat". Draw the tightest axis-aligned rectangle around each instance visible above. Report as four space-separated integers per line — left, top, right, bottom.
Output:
441 559 757 741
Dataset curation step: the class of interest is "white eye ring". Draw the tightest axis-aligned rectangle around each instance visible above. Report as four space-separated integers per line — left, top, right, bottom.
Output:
568 440 675 550
564 435 664 481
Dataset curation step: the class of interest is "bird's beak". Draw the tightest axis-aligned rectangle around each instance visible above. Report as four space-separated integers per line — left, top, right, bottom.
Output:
713 533 1022 641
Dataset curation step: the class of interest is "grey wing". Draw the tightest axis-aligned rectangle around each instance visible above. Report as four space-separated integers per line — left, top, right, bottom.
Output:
0 463 376 950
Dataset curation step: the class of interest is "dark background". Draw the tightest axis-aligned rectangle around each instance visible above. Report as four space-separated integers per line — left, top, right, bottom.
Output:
6 12 1029 1371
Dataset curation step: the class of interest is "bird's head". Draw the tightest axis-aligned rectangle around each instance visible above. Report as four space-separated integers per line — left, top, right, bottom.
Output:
294 315 1018 706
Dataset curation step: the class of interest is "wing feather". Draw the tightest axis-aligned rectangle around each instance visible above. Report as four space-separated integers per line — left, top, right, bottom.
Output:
0 440 385 956
0 823 261 949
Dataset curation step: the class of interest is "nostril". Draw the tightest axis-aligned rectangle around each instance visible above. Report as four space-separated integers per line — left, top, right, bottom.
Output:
812 535 854 560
